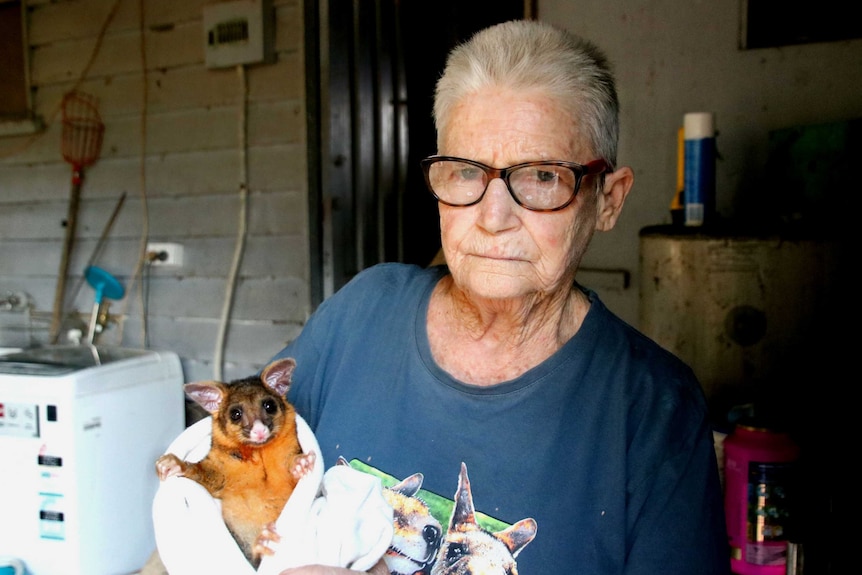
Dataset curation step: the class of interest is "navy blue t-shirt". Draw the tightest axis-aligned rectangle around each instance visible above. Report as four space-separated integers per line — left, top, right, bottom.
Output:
272 263 728 574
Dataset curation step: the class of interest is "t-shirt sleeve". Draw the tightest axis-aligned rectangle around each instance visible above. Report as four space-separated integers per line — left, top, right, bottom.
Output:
623 369 729 574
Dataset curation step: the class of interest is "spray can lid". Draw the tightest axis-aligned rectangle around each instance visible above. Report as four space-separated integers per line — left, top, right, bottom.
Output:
684 112 715 139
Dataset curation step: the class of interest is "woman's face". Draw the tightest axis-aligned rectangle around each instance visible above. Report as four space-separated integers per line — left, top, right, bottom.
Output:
438 87 600 302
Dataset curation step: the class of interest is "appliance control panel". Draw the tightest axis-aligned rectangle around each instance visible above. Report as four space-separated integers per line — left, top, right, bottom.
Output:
0 401 39 438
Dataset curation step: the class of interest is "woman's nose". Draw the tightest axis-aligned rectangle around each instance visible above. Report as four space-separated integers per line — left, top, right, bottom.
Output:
476 178 519 230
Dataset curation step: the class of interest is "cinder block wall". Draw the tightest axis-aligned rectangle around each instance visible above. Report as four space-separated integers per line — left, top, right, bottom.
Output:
0 0 309 382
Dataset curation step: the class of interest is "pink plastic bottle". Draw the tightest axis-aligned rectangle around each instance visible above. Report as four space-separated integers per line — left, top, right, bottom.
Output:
723 423 800 575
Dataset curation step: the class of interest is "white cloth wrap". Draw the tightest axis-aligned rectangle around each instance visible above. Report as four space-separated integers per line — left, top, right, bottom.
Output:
152 415 393 574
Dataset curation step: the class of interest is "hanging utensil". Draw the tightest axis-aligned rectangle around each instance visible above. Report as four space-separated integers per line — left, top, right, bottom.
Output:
67 191 127 308
49 90 105 343
84 266 125 345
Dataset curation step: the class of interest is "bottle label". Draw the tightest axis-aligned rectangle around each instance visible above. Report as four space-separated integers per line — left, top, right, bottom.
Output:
745 461 794 566
683 137 715 226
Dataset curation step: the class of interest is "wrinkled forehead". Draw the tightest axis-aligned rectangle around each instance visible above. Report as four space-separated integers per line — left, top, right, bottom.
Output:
438 87 588 162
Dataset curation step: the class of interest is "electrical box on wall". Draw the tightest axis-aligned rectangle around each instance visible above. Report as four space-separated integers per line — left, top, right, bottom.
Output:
203 0 272 69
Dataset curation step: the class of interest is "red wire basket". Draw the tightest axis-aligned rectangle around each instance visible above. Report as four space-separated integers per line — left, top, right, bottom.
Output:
61 90 104 170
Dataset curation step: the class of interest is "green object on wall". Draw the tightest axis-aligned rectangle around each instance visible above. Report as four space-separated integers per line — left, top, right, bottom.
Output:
763 118 860 234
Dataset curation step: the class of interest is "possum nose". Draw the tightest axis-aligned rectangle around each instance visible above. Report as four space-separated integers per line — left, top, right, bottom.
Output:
249 420 271 443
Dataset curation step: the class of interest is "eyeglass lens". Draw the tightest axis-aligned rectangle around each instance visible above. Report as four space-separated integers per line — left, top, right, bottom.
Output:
425 159 581 211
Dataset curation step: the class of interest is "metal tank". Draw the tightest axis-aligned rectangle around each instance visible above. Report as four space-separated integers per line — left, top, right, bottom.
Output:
638 225 845 410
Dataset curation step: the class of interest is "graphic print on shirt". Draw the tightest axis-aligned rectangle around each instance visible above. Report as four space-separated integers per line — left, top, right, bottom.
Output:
341 459 537 575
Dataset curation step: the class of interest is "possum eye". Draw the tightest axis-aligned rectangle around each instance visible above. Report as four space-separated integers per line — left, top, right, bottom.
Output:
229 407 243 422
443 542 467 565
262 398 279 415
423 524 441 545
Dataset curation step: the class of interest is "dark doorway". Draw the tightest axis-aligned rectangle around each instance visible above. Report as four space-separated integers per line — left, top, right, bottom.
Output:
399 2 532 268
305 0 532 306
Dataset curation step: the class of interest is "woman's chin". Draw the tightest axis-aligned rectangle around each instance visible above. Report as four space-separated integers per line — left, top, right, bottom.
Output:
457 270 534 302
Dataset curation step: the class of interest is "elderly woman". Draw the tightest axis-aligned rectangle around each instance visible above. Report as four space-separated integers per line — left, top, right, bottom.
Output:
275 19 728 575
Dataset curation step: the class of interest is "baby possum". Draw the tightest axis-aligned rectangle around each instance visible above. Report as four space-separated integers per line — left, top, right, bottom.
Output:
156 358 315 568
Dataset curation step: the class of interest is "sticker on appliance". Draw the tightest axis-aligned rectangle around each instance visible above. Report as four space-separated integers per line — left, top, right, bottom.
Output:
39 492 65 540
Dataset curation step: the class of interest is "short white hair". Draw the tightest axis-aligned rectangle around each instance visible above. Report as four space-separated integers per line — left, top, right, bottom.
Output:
433 20 620 168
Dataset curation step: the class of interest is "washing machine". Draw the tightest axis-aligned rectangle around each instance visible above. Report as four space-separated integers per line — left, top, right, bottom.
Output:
0 345 185 575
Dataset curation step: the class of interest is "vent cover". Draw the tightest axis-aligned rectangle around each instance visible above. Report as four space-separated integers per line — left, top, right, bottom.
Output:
211 19 249 45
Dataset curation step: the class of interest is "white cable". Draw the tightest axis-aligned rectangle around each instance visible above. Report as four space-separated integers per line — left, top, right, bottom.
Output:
213 64 249 380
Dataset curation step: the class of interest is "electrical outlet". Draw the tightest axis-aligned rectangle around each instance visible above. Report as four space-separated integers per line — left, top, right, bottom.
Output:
146 242 184 267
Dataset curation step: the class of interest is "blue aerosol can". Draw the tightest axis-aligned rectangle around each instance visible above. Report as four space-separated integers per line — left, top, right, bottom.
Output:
683 112 716 226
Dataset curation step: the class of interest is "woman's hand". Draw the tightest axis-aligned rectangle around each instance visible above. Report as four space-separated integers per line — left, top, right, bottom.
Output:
279 558 389 575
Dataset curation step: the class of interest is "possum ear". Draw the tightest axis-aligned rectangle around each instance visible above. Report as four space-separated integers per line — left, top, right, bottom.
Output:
495 518 538 558
184 382 226 414
261 357 297 396
449 462 477 528
389 472 425 497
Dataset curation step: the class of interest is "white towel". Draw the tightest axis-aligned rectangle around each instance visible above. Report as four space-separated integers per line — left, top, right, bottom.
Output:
152 415 393 574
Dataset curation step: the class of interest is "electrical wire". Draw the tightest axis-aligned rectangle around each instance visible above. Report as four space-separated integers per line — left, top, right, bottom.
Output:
213 63 250 380
114 0 151 346
142 258 151 349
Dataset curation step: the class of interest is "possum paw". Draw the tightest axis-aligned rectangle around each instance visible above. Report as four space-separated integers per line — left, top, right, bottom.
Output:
290 451 317 479
253 522 281 558
155 454 185 480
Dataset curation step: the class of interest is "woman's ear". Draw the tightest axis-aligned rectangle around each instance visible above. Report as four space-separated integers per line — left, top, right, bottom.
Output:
595 166 634 232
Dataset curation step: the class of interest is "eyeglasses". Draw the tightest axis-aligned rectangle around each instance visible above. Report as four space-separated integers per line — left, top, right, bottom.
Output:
420 156 609 212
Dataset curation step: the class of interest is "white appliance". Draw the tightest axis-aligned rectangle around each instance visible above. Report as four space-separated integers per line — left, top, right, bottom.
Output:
0 345 185 575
